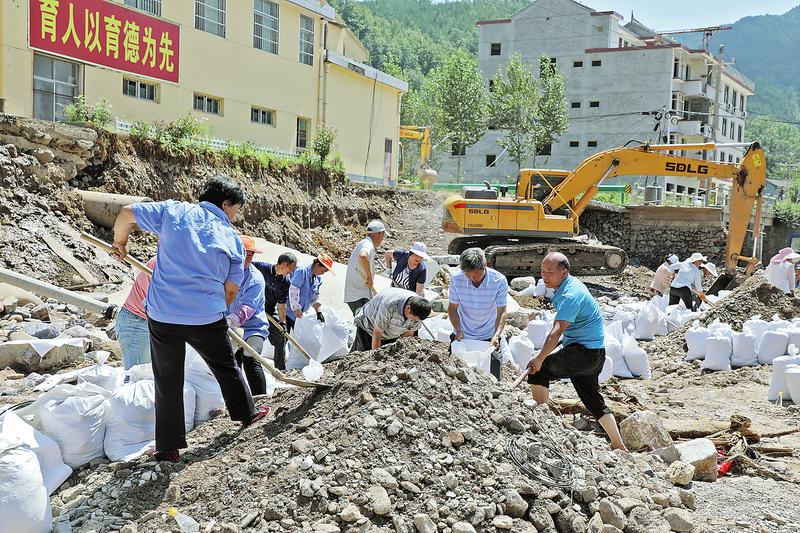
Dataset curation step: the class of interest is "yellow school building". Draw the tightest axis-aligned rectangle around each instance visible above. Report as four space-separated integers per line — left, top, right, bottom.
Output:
0 0 406 184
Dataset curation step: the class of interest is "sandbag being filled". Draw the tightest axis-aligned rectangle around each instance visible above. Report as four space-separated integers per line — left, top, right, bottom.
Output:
509 335 535 368
526 319 549 350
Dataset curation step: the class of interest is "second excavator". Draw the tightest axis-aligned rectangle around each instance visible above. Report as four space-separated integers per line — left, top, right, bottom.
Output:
442 141 766 287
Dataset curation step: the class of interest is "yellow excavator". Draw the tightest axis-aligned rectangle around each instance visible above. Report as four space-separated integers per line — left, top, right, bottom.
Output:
442 142 766 289
400 125 437 188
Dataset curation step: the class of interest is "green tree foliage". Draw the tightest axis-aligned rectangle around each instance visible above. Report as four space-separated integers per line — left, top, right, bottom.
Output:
534 56 569 163
745 115 800 175
428 49 489 181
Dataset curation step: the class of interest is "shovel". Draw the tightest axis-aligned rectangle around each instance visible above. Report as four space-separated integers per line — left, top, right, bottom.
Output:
263 313 312 363
79 232 330 389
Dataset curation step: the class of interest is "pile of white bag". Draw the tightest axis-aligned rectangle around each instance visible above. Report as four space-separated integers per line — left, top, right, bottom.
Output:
603 321 652 379
286 308 352 371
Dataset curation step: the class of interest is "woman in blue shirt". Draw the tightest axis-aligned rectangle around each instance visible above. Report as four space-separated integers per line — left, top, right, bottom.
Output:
112 175 267 463
384 241 429 296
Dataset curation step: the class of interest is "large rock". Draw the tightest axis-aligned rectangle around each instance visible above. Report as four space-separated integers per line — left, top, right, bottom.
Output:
554 508 588 532
0 339 85 372
413 513 436 533
625 507 671 533
598 499 625 530
502 488 529 518
510 276 537 290
666 461 695 486
674 439 717 482
619 411 674 452
368 485 391 516
451 523 476 533
663 509 694 532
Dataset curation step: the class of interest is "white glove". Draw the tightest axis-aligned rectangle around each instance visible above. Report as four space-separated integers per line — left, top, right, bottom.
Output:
226 314 241 329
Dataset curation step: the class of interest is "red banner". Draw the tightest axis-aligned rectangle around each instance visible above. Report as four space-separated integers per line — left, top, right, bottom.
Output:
29 0 180 83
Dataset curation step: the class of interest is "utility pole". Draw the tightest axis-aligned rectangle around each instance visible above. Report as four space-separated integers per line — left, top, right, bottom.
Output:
707 44 724 207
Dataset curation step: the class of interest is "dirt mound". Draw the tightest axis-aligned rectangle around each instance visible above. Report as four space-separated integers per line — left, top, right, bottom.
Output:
646 271 800 361
583 265 655 300
57 339 699 532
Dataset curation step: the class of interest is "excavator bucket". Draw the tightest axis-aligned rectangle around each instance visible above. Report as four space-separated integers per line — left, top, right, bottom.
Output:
707 273 744 296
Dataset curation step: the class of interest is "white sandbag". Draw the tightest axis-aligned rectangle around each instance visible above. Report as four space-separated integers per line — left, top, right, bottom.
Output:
700 335 732 372
605 321 626 345
287 314 324 369
14 382 108 468
769 315 792 332
743 316 771 345
651 293 669 313
731 332 758 367
533 278 548 297
127 362 154 382
785 367 800 404
0 435 52 533
622 335 651 378
706 319 734 338
598 355 613 383
103 380 196 462
76 363 124 392
758 331 790 365
613 308 637 331
318 309 350 361
685 320 709 361
509 335 535 368
606 337 632 378
419 316 454 342
185 346 225 425
634 302 662 341
779 327 800 350
0 411 71 495
526 319 549 349
767 345 800 401
451 339 492 375
518 284 538 297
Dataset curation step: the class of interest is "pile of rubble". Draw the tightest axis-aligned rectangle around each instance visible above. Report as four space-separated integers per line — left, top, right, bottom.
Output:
48 339 703 533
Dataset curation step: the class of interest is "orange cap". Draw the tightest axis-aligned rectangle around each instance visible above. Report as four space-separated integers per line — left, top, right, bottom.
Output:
317 252 335 274
240 235 262 254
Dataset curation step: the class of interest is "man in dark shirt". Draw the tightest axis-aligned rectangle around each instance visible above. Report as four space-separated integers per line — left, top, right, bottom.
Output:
252 252 298 370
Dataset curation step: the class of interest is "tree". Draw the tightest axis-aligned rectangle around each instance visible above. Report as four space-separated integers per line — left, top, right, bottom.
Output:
429 49 489 181
534 56 569 164
489 54 540 173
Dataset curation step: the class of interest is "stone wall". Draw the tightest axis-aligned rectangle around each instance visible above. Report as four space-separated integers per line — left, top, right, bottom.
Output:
582 203 727 270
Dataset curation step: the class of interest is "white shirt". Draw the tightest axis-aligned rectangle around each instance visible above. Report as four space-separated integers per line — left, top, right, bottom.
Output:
766 261 795 294
669 261 703 292
344 237 375 303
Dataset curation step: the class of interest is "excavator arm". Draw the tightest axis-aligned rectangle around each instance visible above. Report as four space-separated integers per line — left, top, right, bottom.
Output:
540 142 766 276
399 125 432 168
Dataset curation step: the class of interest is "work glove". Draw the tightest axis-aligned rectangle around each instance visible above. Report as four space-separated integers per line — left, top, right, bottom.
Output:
278 321 287 334
316 311 325 323
226 314 241 329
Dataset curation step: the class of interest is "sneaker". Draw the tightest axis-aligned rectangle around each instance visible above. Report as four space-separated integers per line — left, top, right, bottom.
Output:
241 405 271 429
153 449 180 463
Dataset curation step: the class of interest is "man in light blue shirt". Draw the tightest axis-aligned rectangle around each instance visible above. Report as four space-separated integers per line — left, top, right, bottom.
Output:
112 175 267 463
525 252 626 451
287 253 334 331
448 247 508 379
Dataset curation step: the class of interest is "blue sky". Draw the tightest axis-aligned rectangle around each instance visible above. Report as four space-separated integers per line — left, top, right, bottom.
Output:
589 0 798 29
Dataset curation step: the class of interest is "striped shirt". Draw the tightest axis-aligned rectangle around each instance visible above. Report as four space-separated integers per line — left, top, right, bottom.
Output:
355 288 421 340
449 267 508 339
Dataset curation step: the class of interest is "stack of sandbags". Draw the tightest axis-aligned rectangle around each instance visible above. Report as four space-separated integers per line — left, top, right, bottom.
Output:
701 335 732 372
685 321 709 361
0 434 52 533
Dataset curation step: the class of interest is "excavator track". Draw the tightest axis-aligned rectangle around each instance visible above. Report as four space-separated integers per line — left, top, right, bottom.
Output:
447 236 628 277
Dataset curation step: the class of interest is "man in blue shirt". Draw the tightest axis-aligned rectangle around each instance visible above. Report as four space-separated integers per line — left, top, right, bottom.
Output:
287 253 334 331
228 236 270 395
525 252 627 451
112 175 267 463
448 247 509 380
252 252 298 370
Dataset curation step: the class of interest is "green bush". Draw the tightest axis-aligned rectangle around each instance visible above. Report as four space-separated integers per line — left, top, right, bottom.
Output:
774 199 800 227
311 124 337 163
128 113 206 154
63 95 114 129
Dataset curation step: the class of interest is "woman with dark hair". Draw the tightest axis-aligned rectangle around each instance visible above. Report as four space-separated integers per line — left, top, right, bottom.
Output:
111 175 268 463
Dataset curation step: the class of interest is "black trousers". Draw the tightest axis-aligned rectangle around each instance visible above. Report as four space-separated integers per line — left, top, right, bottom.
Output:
148 317 255 452
527 343 610 420
234 335 266 395
351 324 397 352
347 298 370 316
669 286 694 311
267 318 287 370
449 333 503 380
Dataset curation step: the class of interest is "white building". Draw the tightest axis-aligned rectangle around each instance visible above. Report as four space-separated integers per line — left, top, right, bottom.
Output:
436 0 755 198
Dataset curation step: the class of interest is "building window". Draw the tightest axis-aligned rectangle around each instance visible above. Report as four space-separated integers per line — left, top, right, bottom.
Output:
589 101 599 108
196 0 226 37
123 78 157 101
723 85 730 104
571 102 581 109
618 37 623 48
728 154 733 163
573 60 583 67
125 0 161 16
194 93 222 115
486 154 496 168
451 142 466 156
490 43 501 56
737 125 743 142
33 54 80 122
736 157 740 164
254 0 279 54
722 118 727 137
537 143 552 156
299 14 315 65
587 141 598 148
251 106 274 125
732 89 738 110
384 138 393 154
296 117 309 149
569 141 579 147
740 94 745 113
591 60 601 67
